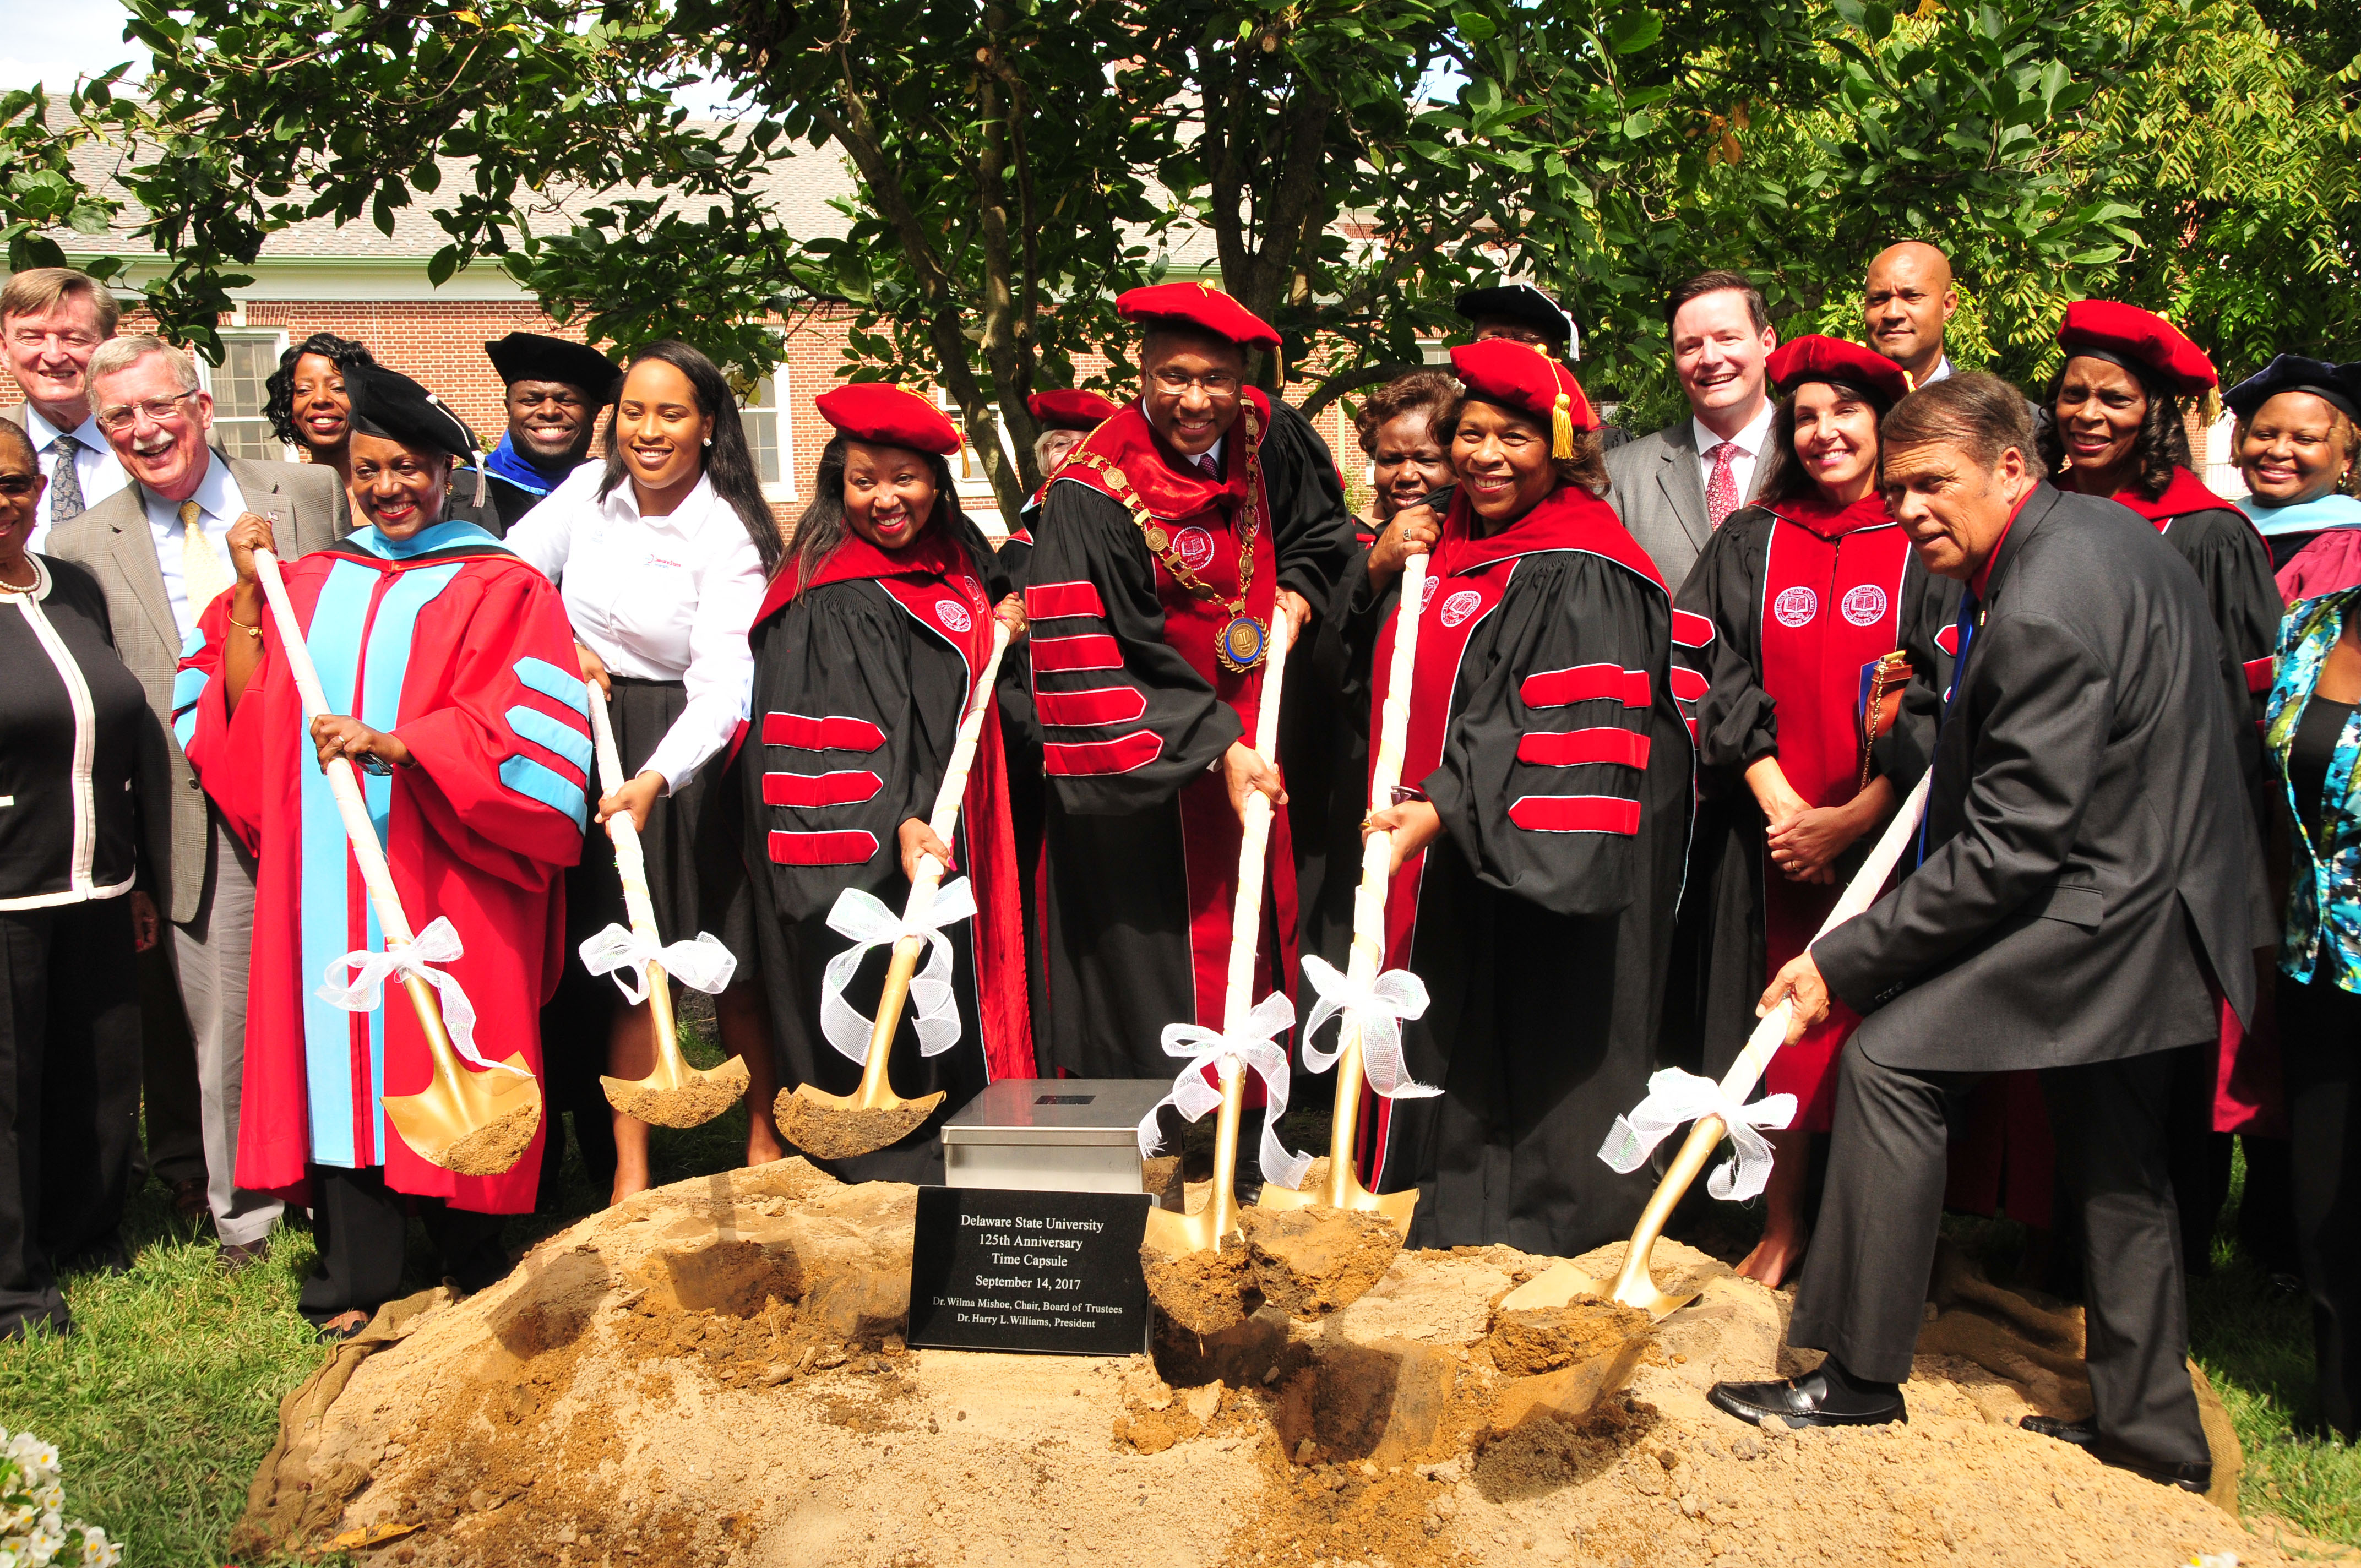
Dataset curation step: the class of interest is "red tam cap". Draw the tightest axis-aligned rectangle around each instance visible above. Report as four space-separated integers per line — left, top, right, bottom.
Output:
2056 301 2217 396
814 383 962 456
1026 389 1119 431
1766 334 1913 406
1116 282 1281 349
1448 337 1598 459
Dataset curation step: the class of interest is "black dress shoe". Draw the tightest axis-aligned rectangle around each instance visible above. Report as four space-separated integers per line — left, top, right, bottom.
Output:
1708 1366 1907 1429
2091 1437 2211 1494
2019 1414 2098 1447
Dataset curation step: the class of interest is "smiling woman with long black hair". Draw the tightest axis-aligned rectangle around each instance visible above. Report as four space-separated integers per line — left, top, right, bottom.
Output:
504 339 785 1205
263 333 377 489
739 384 1032 1184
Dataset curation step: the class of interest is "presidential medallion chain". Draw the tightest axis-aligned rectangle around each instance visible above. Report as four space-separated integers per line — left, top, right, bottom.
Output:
1070 401 1270 670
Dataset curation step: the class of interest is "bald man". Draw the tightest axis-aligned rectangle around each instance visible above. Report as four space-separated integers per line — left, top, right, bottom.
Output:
1864 242 1959 388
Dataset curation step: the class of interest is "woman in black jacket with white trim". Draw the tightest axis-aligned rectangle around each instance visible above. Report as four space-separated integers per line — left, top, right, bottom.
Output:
0 416 168 1336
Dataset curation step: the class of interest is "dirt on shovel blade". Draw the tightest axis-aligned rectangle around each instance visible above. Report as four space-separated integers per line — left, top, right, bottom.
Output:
774 1088 943 1161
1238 1205 1403 1318
417 1099 542 1178
1140 1234 1260 1336
602 1055 749 1129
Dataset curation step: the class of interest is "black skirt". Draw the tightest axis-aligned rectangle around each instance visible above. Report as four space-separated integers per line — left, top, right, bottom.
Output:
538 676 757 1114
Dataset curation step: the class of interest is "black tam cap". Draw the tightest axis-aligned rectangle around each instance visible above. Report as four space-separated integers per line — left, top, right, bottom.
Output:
484 332 623 401
349 364 481 461
2224 353 2361 424
1454 283 1578 358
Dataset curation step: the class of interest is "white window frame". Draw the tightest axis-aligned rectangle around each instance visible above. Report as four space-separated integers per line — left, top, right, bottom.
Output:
741 361 796 503
198 329 295 462
933 386 1021 538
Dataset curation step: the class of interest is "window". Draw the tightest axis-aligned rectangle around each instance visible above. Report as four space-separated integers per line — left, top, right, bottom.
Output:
741 369 795 502
934 388 1018 538
202 331 291 461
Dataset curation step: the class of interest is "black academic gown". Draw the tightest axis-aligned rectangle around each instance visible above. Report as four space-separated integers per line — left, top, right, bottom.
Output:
1672 496 1915 1128
1026 394 1354 1077
739 525 1032 1183
1347 484 1697 1255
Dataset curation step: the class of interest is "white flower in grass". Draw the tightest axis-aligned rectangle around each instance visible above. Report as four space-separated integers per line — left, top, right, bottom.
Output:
30 1485 59 1512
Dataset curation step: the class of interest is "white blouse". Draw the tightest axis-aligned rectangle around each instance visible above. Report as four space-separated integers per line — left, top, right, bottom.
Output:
504 462 766 794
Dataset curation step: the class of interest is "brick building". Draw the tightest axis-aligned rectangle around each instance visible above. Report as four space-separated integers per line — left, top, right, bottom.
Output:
2 125 1379 536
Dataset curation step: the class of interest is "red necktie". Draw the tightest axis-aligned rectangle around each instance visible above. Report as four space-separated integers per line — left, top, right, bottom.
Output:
1706 442 1740 530
1195 453 1222 483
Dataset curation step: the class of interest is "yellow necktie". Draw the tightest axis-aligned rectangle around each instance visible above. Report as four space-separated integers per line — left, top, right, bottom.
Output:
179 499 232 613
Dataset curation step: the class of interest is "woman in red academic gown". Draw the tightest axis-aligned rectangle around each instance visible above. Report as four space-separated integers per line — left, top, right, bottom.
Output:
2030 301 2282 1272
741 384 1032 1184
1675 335 1916 1286
177 366 589 1336
1354 339 1696 1254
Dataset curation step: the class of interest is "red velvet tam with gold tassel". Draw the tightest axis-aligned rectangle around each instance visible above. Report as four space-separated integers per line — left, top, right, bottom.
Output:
1448 337 1599 459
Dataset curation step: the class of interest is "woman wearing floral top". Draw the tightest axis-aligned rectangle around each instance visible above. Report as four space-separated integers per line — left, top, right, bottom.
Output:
2266 589 2361 1437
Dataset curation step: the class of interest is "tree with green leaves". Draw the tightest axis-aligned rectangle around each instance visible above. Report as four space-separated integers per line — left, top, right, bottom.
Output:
6 0 2354 516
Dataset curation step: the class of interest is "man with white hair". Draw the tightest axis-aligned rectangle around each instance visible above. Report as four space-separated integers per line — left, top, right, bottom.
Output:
45 334 347 1274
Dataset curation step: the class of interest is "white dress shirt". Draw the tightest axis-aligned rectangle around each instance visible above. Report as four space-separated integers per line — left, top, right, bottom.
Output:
140 456 247 641
23 403 129 555
504 462 764 793
1693 400 1778 511
1922 355 1955 386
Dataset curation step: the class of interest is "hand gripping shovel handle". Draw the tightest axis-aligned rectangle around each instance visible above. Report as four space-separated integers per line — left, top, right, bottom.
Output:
251 551 460 1082
1585 768 1934 1314
585 680 686 1069
1323 551 1427 1197
851 619 1012 1103
1192 614 1296 1237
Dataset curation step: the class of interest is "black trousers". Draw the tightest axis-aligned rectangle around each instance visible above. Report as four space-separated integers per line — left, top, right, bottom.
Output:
298 1164 511 1326
1790 1038 2208 1467
2279 970 2361 1438
0 897 143 1336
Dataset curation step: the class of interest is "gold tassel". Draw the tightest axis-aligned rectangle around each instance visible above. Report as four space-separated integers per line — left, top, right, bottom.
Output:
1552 391 1575 459
1903 369 1918 395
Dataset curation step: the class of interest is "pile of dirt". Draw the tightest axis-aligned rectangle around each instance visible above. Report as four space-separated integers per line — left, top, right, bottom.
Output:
240 1161 2346 1567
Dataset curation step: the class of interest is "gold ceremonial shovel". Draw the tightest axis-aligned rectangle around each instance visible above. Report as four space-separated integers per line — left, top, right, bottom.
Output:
252 549 541 1177
587 683 749 1128
775 622 1011 1162
1506 771 1935 1321
1258 550 1430 1239
1140 619 1301 1332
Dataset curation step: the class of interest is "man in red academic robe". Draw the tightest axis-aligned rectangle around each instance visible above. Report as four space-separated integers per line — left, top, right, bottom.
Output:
1024 285 1354 1144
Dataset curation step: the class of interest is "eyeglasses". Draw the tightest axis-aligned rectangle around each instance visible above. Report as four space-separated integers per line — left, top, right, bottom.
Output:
0 475 38 497
94 392 200 433
1151 367 1243 398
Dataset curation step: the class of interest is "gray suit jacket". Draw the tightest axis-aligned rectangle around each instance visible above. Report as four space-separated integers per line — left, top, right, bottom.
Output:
1603 420 1715 594
1814 485 2268 1073
45 453 350 922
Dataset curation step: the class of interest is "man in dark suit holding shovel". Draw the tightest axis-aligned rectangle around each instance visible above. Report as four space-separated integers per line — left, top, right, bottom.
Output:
1704 374 2266 1496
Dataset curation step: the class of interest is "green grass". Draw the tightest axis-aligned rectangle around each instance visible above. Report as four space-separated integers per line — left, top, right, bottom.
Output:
2189 1149 2361 1555
8 1039 2361 1563
0 1021 750 1568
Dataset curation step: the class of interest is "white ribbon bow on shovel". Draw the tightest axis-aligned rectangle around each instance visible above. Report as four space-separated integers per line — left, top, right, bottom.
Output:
1136 990 1313 1191
817 878 978 1067
317 915 525 1077
1298 954 1441 1101
1597 1067 1798 1203
578 925 738 1006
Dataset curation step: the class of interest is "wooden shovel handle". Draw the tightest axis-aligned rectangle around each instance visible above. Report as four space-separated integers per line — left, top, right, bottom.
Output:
252 549 460 1096
856 619 1012 1096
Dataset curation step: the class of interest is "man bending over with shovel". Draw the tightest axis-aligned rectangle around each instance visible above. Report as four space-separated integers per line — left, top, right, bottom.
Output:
1706 374 2267 1496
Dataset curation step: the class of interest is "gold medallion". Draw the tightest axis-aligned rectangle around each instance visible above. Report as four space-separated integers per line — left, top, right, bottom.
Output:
1103 466 1128 491
1144 526 1170 552
1217 612 1269 672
